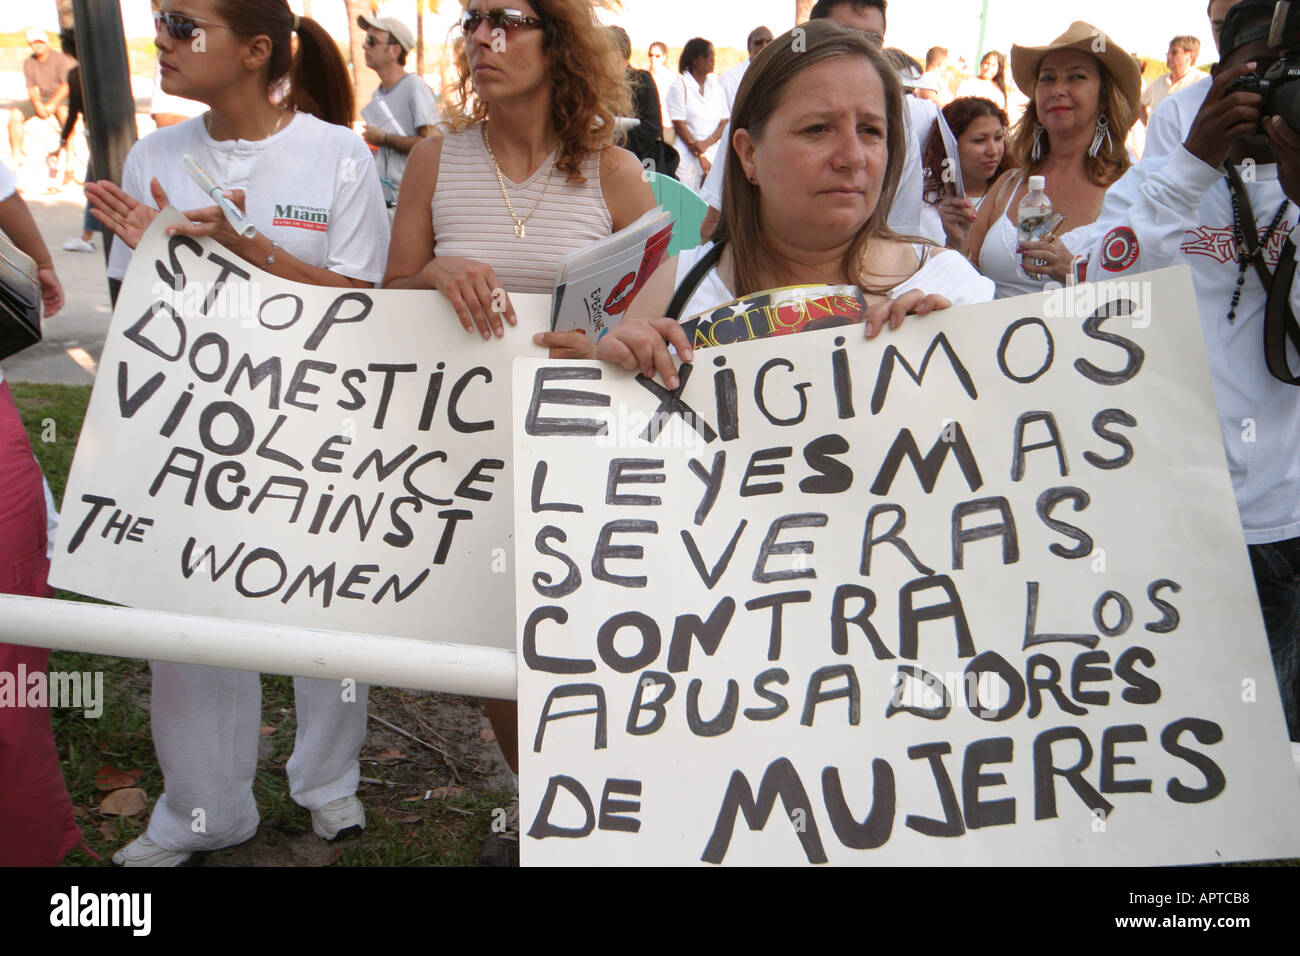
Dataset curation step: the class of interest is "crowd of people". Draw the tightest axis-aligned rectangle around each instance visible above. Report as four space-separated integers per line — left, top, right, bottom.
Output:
1 0 1297 869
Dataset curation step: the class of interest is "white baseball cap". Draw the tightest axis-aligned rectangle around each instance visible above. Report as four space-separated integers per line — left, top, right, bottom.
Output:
26 28 49 45
357 15 415 53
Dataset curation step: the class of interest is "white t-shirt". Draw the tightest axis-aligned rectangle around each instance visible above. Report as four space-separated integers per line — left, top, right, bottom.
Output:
366 73 441 197
1078 146 1300 544
1143 80 1208 162
1141 69 1206 117
670 241 994 320
650 65 676 129
666 73 728 190
955 77 1007 110
107 112 389 284
699 95 933 238
719 60 749 111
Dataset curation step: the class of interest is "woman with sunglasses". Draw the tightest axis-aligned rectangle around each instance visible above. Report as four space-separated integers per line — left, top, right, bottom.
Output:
385 0 653 340
87 0 389 867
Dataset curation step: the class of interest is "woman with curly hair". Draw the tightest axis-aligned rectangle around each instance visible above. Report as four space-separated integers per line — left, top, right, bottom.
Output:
920 96 1015 253
384 0 654 347
966 22 1139 297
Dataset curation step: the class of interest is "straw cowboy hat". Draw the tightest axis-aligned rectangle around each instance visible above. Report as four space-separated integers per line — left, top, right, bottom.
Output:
1010 21 1142 112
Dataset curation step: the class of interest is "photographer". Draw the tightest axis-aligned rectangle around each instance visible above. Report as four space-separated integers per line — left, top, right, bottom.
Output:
1077 0 1300 741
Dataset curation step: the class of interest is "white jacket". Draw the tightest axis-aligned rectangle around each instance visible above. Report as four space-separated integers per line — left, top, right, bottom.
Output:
1076 145 1300 544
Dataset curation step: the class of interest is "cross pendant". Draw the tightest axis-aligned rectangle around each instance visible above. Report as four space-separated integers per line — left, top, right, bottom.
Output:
514 222 526 239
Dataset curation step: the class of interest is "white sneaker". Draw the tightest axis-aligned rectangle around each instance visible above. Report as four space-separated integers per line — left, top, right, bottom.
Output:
62 236 94 253
310 795 365 841
111 834 192 867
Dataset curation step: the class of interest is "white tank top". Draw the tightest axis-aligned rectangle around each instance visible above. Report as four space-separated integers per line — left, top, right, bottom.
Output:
977 172 1099 299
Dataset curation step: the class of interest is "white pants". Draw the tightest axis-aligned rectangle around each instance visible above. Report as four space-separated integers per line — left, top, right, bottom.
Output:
145 661 368 851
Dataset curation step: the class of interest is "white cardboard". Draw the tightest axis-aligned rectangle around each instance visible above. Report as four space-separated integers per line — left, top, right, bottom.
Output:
50 210 549 650
512 267 1300 866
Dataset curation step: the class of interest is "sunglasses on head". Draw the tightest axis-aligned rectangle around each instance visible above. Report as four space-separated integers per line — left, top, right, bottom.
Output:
153 11 233 41
460 9 544 35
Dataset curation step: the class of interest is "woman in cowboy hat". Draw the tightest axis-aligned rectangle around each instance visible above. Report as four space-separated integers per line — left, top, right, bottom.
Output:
965 21 1141 297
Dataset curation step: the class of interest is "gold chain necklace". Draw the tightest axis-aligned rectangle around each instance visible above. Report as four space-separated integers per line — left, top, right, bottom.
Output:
482 122 556 240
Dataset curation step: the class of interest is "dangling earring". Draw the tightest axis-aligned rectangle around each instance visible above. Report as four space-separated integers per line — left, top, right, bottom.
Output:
1088 113 1111 159
1031 123 1045 162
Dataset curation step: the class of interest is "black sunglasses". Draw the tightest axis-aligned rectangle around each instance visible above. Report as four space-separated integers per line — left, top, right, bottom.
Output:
460 9 544 35
153 11 234 41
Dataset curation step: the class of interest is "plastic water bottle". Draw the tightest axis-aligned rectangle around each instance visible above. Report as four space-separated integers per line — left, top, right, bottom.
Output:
1017 175 1052 280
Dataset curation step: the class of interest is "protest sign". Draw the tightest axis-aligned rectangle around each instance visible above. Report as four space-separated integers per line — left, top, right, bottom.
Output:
512 267 1300 865
49 210 549 651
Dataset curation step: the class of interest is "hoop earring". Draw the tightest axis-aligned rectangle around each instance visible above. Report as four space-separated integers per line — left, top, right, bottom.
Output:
1031 123 1045 163
1088 113 1111 159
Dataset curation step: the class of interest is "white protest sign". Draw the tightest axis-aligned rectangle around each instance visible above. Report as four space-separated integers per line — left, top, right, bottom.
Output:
512 267 1300 866
50 210 549 651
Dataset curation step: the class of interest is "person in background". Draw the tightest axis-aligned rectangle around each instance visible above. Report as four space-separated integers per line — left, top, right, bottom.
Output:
609 26 665 169
48 28 99 253
719 26 774 111
647 40 676 146
921 96 1015 252
8 29 72 165
0 158 80 866
597 22 992 389
966 22 1140 297
666 37 728 191
1141 35 1207 126
1077 0 1300 739
357 14 440 214
957 50 1009 112
921 46 953 106
699 0 930 241
87 0 389 867
1145 0 1237 160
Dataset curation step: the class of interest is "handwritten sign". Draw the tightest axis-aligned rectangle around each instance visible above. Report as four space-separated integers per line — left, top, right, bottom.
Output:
511 267 1300 865
50 210 549 649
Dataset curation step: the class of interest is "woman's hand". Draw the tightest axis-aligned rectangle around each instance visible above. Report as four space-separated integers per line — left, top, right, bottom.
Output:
86 177 168 250
699 154 712 176
936 196 978 254
421 257 517 338
863 290 951 339
595 317 694 390
37 266 63 317
1016 235 1071 285
165 187 261 257
1184 63 1262 170
533 329 597 359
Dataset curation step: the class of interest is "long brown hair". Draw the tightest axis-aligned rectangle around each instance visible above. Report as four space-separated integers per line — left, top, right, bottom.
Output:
444 0 631 183
215 0 354 126
922 96 1015 204
1008 53 1133 186
714 20 914 297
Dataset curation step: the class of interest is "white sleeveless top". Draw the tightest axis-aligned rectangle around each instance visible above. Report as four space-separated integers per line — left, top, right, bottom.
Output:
977 172 1100 299
671 243 994 320
431 123 613 294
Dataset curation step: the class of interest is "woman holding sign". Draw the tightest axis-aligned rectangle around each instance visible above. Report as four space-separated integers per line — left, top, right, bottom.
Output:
383 0 654 341
595 21 994 386
383 0 655 864
85 0 389 867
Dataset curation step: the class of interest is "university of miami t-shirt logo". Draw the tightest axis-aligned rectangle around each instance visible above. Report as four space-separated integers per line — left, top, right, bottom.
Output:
272 203 330 232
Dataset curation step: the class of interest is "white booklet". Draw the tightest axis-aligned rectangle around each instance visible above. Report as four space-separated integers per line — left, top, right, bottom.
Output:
551 207 673 339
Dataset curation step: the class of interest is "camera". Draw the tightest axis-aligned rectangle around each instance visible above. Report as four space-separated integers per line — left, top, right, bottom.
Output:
1227 0 1300 132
